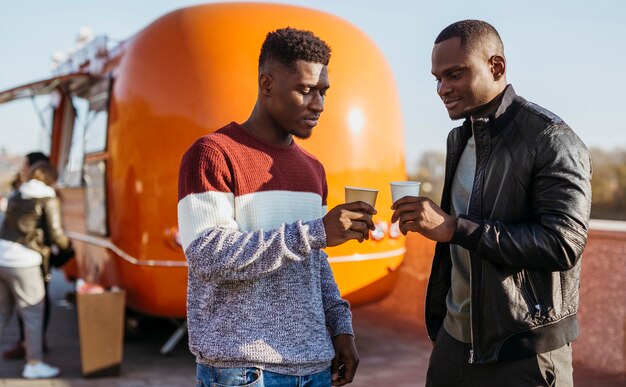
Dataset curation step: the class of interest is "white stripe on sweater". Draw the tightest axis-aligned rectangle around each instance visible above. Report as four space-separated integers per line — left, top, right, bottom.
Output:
178 190 324 250
234 191 323 232
177 191 237 250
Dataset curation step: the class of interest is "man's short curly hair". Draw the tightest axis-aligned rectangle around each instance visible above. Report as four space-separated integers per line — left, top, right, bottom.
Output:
435 20 504 57
259 27 331 70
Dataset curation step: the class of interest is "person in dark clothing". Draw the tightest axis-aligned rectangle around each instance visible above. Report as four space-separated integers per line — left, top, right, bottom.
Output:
391 20 591 386
0 160 70 378
2 153 58 361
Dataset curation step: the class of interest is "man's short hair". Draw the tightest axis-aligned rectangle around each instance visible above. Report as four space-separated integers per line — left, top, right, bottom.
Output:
25 152 49 167
259 27 331 70
435 20 504 56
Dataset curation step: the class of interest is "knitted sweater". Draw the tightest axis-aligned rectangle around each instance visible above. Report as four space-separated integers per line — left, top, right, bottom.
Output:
177 122 353 375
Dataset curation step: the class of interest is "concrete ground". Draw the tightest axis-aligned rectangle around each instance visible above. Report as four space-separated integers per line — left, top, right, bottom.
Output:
0 268 624 386
0 269 426 386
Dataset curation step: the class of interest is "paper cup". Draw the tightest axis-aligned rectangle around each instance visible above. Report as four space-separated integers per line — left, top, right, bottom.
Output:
345 186 378 207
390 181 421 203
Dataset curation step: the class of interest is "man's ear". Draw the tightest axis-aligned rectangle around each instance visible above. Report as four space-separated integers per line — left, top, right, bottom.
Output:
259 73 273 97
490 54 506 81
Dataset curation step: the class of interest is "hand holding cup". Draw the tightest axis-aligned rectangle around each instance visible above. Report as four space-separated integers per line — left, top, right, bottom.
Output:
390 181 456 242
390 181 421 203
345 186 378 207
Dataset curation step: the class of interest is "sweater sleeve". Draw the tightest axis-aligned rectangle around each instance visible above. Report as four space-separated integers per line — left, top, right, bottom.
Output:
178 139 327 282
319 250 354 337
184 218 327 282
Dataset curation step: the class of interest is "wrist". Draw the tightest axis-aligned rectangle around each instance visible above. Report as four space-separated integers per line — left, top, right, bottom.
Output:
308 218 328 249
446 216 458 242
450 215 483 252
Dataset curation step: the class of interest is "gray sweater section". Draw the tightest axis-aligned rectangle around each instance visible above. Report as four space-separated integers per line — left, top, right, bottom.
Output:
185 217 353 375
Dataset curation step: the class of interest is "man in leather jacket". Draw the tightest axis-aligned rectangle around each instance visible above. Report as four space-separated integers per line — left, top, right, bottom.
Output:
392 20 591 386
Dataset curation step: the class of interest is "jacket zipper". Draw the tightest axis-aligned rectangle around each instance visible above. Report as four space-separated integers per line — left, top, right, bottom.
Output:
469 263 475 363
519 271 542 317
468 119 483 365
524 271 542 317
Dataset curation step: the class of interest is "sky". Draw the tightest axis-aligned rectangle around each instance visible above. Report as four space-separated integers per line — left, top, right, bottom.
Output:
0 0 624 173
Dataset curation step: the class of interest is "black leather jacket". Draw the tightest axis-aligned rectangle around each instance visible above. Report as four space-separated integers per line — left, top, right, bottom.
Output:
425 85 592 364
0 187 70 281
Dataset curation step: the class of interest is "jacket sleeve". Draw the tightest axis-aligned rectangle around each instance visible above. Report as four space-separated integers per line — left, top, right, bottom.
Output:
42 197 70 249
178 140 328 282
451 124 592 271
319 250 354 337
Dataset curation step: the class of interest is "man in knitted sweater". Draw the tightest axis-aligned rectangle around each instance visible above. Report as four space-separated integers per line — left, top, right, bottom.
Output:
178 28 374 387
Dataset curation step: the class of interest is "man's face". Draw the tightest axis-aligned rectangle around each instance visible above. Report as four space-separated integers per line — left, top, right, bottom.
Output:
266 60 329 140
431 37 498 120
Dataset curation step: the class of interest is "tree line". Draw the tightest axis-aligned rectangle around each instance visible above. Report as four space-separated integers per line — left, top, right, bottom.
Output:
409 147 626 221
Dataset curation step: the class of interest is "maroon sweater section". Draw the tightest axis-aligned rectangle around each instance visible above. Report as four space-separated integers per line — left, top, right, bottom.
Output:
178 122 328 204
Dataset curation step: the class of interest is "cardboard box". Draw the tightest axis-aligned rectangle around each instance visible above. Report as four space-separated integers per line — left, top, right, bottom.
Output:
76 290 126 377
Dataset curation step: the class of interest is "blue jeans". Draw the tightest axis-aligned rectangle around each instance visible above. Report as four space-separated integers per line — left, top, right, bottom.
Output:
196 364 332 387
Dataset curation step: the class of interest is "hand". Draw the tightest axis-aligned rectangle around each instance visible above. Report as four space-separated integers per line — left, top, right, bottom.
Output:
391 196 457 242
331 334 359 386
323 202 376 247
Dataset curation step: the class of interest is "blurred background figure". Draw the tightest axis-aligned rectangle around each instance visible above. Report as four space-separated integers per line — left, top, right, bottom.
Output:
0 157 71 378
2 152 55 362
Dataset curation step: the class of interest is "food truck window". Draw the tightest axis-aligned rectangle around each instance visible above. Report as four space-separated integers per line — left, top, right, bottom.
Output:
84 110 108 153
0 95 53 155
84 87 109 154
0 73 92 189
81 78 110 236
84 159 107 235
55 76 110 235
58 96 88 187
59 77 109 187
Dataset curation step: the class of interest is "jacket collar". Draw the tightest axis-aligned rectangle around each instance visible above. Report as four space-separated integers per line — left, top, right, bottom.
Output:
459 84 523 140
490 84 522 135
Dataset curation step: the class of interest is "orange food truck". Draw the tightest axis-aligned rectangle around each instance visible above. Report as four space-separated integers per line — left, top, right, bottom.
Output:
0 2 406 336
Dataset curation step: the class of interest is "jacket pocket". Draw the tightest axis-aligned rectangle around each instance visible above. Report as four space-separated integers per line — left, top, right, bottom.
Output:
518 270 543 318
